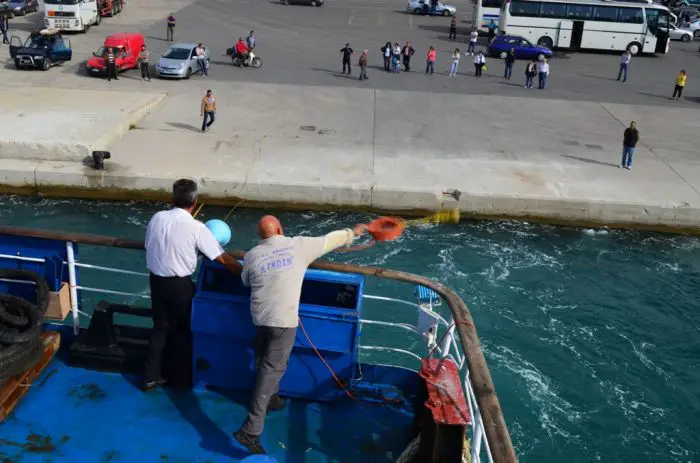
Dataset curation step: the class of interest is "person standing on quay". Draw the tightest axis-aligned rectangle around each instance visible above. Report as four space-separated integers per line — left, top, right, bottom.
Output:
468 29 478 55
382 42 392 71
139 44 151 81
524 58 536 88
200 89 216 133
402 41 415 72
504 48 515 80
166 13 176 42
105 47 118 81
449 15 457 40
538 58 550 89
232 216 367 455
143 179 242 391
473 50 485 78
449 48 460 77
671 69 687 100
340 42 354 74
425 46 436 75
358 49 369 81
617 49 631 82
619 121 639 170
0 14 8 45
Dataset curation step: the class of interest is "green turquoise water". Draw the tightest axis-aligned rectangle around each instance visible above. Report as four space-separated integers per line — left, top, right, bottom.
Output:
1 195 698 463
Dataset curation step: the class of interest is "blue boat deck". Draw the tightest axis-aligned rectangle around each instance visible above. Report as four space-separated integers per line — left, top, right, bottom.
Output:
1 353 416 463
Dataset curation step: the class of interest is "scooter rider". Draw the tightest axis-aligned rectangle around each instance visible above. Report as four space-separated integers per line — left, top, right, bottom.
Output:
234 37 249 64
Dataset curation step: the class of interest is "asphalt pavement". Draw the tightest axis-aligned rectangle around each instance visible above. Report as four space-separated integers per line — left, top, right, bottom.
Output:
1 0 700 106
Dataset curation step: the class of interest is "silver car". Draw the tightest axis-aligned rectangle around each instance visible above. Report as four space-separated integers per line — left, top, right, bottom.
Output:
155 43 210 79
669 23 694 41
406 0 456 16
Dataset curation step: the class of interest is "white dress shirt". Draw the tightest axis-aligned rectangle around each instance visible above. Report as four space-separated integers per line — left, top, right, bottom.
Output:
145 208 224 277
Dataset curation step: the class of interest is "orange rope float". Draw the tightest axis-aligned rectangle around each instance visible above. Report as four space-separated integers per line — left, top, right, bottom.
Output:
335 217 406 253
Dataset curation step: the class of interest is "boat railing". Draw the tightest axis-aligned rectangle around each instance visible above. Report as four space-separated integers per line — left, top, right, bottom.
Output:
0 226 516 463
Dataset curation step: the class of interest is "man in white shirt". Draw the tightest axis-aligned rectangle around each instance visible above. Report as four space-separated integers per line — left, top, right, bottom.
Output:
195 43 207 76
468 29 478 55
617 50 631 83
233 215 366 455
538 59 550 89
143 179 241 390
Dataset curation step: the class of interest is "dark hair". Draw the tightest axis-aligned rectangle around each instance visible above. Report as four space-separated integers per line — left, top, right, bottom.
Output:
172 179 198 208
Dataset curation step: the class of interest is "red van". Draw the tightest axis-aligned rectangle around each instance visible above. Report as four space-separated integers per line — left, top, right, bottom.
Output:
86 33 145 75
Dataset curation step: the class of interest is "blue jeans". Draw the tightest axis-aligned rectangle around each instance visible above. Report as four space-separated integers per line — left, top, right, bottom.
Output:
425 61 434 74
621 146 634 167
467 42 476 54
617 63 627 82
449 61 459 76
504 63 513 79
201 111 215 131
198 57 207 76
525 74 534 88
538 72 548 89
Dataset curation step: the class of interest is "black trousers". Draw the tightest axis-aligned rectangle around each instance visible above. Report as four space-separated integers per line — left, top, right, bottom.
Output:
107 62 118 81
140 62 151 80
403 55 411 71
144 274 195 387
672 85 684 99
342 58 351 74
449 26 457 40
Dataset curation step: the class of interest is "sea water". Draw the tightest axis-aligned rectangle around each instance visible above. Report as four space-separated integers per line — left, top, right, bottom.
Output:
0 195 698 463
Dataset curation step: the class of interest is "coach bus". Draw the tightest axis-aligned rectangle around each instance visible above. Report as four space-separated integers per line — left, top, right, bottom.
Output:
498 0 671 54
473 0 503 31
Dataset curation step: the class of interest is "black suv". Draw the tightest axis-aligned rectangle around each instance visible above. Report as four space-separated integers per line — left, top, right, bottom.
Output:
9 29 73 71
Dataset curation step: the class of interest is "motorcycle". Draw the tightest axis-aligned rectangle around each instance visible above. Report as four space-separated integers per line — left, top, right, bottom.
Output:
228 49 263 68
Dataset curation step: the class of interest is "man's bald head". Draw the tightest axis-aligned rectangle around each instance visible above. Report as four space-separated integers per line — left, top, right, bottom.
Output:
258 215 283 239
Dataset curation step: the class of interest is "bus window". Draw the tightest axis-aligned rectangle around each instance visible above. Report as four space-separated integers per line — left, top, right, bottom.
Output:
541 3 566 18
618 7 644 23
593 6 619 21
566 4 593 19
510 0 541 16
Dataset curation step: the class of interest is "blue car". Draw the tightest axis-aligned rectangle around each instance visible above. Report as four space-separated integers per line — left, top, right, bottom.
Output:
488 35 552 61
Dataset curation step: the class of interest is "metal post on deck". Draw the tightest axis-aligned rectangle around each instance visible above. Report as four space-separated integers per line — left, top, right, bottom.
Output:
66 242 80 335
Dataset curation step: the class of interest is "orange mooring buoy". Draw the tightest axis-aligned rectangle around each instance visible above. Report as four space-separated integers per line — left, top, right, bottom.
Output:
367 217 406 242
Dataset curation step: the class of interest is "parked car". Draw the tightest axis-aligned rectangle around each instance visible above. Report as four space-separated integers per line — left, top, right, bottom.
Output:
9 28 71 70
280 0 324 5
86 33 145 76
7 0 39 15
488 35 552 60
154 43 210 79
668 22 695 40
680 18 700 36
406 0 456 16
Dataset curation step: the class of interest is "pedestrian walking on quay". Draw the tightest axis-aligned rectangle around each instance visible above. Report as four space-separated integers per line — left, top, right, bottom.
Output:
402 41 415 71
504 48 515 79
473 50 485 78
392 43 401 73
425 46 436 75
538 59 550 89
139 45 151 81
358 49 369 80
671 69 687 100
106 47 118 81
340 42 354 74
524 59 536 88
619 121 639 170
449 48 460 77
382 42 392 71
617 49 631 82
468 29 478 55
200 89 216 133
0 14 8 45
166 13 175 41
449 15 457 40
195 43 207 76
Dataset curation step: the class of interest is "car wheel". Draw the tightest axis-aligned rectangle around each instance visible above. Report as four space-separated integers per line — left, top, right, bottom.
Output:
626 41 642 55
682 34 691 42
499 51 507 59
442 10 450 16
694 30 700 38
311 0 318 5
412 7 421 14
41 58 51 71
537 36 553 49
185 67 192 79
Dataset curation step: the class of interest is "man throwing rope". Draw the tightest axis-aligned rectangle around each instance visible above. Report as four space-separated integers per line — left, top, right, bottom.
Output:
233 215 367 455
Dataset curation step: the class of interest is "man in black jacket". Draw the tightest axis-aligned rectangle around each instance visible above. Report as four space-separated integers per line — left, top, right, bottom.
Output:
340 43 354 74
619 121 639 170
504 48 515 79
401 41 415 72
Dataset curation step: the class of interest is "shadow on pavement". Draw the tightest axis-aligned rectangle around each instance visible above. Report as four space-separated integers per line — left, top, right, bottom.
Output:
637 91 673 101
582 74 617 81
311 67 359 79
168 122 203 133
561 154 617 167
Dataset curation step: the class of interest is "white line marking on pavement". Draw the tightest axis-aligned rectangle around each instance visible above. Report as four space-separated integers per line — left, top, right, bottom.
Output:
348 9 355 25
409 13 413 28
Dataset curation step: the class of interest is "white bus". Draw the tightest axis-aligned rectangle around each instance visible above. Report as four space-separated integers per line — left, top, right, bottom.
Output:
473 0 504 32
44 0 101 33
498 0 671 54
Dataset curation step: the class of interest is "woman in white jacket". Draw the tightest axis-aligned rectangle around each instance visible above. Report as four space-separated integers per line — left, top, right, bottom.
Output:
473 50 486 78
